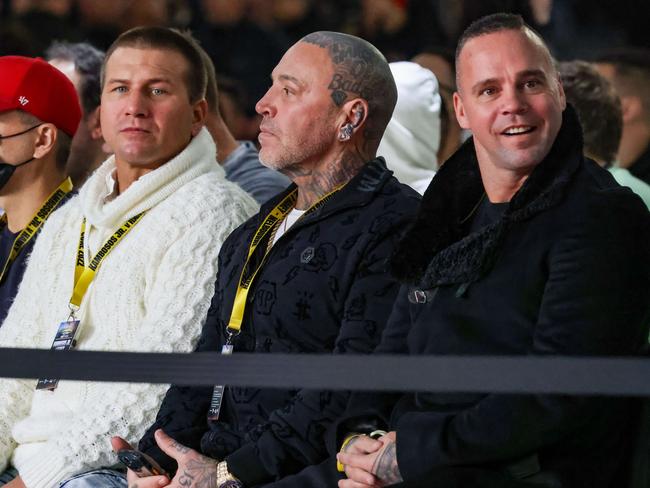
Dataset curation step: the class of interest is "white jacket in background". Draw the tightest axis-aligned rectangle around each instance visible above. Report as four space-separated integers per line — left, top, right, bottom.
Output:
378 61 441 193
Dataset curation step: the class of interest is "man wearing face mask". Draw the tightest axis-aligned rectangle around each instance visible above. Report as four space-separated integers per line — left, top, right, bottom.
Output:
0 56 81 325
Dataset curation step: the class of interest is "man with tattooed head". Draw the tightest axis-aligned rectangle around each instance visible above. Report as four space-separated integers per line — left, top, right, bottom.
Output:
72 31 420 488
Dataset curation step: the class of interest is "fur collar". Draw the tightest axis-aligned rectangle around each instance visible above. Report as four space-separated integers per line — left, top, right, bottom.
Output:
391 105 584 287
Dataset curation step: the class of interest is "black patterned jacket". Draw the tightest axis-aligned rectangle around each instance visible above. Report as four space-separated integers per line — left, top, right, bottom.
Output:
138 157 421 486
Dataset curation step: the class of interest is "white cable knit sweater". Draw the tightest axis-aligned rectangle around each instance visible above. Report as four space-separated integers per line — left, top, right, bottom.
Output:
0 128 258 488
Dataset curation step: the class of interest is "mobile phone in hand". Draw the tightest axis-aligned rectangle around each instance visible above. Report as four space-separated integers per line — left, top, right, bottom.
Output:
117 449 169 478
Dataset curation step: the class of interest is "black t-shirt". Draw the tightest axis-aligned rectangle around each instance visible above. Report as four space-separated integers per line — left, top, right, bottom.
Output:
0 190 74 326
0 225 33 325
469 196 508 232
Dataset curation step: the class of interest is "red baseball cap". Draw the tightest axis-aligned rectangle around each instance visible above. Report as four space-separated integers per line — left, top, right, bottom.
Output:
0 56 82 137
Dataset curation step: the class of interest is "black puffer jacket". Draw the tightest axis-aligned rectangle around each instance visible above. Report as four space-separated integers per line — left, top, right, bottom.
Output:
139 158 421 486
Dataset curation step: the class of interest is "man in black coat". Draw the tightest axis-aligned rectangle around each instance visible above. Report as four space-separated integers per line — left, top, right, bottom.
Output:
108 31 420 488
332 13 650 488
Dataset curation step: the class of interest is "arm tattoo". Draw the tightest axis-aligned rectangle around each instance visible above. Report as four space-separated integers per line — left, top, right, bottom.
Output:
371 442 403 485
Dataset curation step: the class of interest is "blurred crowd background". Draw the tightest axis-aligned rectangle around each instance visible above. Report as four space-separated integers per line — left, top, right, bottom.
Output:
2 0 649 145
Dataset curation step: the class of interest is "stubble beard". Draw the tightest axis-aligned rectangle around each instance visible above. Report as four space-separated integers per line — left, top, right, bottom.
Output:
258 126 335 175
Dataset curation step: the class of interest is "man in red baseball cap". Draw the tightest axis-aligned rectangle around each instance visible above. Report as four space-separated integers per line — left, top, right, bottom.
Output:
0 55 81 325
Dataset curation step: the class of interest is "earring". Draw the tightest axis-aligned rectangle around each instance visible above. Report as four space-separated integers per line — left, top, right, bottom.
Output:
353 106 364 124
339 123 353 141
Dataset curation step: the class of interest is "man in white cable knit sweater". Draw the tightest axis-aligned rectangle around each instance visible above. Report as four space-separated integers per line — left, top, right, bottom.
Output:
0 27 258 488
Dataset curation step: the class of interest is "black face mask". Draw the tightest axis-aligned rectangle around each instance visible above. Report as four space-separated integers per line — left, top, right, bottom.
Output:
0 157 36 190
0 124 41 191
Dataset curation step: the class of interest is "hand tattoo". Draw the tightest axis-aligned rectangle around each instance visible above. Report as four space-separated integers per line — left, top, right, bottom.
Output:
178 470 194 487
179 456 219 488
171 440 191 454
371 442 403 485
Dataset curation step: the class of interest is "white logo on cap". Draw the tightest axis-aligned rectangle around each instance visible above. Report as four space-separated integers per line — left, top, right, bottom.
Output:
18 96 29 106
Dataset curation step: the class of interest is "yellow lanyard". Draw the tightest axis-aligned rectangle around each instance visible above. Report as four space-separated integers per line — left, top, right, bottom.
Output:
0 177 73 283
226 184 344 339
69 211 146 310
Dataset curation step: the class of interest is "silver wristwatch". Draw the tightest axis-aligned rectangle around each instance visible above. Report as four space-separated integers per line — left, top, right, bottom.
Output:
217 460 243 488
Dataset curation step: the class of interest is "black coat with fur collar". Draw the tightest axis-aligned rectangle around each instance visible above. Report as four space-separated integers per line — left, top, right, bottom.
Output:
339 107 650 488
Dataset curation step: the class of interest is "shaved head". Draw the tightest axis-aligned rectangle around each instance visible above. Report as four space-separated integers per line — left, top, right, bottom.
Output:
301 31 397 150
455 13 556 91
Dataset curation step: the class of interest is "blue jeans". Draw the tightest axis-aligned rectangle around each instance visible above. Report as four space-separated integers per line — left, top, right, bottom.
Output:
0 467 18 485
59 469 127 488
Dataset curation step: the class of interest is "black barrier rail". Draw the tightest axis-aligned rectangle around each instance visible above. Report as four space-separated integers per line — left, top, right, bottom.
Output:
0 348 649 396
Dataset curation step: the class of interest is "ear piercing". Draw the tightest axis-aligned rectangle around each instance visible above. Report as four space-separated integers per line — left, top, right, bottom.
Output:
353 106 364 124
339 123 354 141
